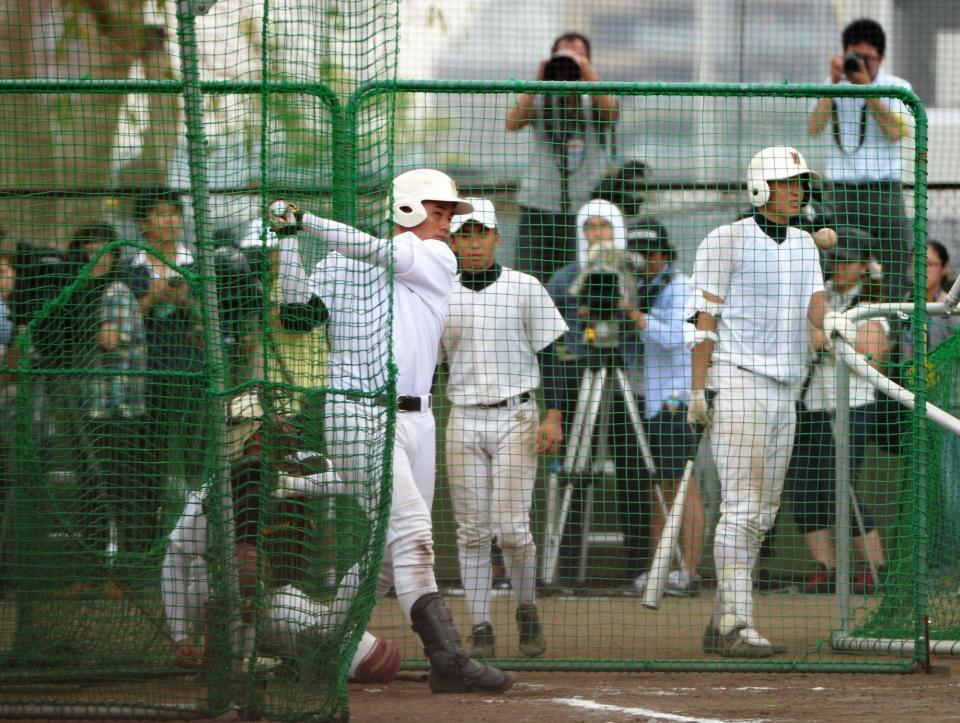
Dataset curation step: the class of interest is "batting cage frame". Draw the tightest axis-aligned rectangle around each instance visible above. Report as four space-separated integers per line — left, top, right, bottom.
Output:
0 13 955 719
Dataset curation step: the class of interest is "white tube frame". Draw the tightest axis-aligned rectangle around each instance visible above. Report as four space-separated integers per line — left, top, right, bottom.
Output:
830 300 960 656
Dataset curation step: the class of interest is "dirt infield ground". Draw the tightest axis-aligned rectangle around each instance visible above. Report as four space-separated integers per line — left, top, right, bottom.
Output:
348 663 960 722
349 590 960 722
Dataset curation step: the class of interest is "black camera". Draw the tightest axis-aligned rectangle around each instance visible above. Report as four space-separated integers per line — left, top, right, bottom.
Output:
543 53 581 82
843 52 864 76
568 244 643 348
10 243 88 368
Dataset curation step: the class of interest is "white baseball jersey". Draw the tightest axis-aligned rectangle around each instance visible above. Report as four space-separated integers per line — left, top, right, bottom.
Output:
694 216 825 386
279 217 456 397
442 267 567 406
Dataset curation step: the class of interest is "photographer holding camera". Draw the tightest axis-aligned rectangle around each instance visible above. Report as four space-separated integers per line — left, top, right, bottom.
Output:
807 17 913 302
507 32 619 283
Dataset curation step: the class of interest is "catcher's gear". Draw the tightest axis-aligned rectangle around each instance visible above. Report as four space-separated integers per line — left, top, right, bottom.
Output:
352 638 402 684
392 169 473 228
687 388 711 428
410 592 515 694
268 200 303 237
746 146 820 207
235 542 263 599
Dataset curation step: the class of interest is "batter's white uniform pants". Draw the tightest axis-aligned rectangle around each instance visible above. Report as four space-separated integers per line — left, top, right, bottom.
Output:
708 363 799 629
187 572 376 675
446 397 540 623
326 398 439 621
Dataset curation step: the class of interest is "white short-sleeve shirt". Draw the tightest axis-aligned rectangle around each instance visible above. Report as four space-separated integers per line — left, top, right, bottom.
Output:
821 69 913 182
694 216 825 386
442 267 567 406
311 233 456 396
804 281 889 411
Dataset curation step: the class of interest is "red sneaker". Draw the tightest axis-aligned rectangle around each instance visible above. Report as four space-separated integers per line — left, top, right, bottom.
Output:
803 564 836 594
853 571 877 595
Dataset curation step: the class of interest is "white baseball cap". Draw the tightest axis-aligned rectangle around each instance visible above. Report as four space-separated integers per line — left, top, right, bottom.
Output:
450 198 498 235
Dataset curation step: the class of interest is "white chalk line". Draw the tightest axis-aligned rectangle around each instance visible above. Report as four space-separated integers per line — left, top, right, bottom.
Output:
548 697 769 723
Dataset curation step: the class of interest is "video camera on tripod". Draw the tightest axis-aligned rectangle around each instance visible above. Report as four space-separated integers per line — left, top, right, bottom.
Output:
567 240 644 349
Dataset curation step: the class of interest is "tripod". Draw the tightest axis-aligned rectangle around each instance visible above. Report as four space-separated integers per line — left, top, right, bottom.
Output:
541 348 660 586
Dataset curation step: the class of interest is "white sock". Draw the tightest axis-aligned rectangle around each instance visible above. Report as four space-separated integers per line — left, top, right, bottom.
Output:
459 542 492 625
503 542 538 605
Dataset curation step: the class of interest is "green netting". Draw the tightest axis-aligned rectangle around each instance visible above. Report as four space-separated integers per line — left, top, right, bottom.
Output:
1 1 959 719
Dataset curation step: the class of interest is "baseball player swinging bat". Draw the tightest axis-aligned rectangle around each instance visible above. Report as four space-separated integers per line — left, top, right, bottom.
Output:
643 459 695 609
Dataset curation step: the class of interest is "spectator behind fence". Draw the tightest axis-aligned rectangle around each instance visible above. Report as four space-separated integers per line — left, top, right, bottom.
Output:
0 252 15 509
506 32 619 282
69 224 157 565
899 240 960 358
543 199 652 587
621 220 706 599
440 198 566 659
123 191 205 485
786 226 888 596
807 17 913 302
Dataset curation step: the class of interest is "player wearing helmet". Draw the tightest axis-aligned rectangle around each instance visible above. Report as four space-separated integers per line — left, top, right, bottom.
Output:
689 147 853 658
268 169 515 694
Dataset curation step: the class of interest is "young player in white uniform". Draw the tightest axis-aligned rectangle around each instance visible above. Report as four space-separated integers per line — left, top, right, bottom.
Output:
162 473 401 682
441 199 567 658
270 169 515 693
689 146 854 658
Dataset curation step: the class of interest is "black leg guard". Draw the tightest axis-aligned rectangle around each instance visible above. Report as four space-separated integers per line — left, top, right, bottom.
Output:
410 592 515 694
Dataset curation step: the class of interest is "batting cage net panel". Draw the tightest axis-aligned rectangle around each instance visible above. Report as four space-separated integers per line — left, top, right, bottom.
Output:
0 0 958 720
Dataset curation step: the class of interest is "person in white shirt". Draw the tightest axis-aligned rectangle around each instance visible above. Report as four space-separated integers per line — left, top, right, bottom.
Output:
807 17 913 302
269 169 515 694
689 146 849 658
441 199 566 659
786 226 888 596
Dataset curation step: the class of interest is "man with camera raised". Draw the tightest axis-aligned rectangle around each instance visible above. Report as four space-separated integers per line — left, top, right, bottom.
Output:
807 17 913 302
507 32 619 283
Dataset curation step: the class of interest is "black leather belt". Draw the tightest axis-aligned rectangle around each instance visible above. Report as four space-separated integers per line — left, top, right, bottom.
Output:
475 391 532 409
397 395 431 412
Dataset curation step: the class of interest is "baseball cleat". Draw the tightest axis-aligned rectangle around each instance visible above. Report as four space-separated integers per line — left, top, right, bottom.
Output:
664 570 701 598
516 603 546 658
467 622 496 658
703 624 786 658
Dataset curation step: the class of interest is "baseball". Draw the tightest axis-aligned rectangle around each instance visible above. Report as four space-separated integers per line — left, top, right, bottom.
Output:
269 200 289 217
814 227 837 251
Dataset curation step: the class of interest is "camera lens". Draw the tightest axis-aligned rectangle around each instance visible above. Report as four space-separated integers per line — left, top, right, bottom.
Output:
544 54 581 82
843 52 863 75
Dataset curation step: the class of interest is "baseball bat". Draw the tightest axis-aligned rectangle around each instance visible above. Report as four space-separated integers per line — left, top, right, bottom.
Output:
643 459 694 610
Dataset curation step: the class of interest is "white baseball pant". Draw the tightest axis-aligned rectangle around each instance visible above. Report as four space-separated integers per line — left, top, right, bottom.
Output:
708 363 798 632
326 399 439 622
446 398 540 625
186 575 376 676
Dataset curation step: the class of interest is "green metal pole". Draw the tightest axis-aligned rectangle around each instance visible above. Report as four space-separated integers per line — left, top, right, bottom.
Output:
173 0 239 713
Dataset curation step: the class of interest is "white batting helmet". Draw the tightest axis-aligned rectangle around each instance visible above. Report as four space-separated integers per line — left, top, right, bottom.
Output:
746 146 820 207
392 169 473 228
